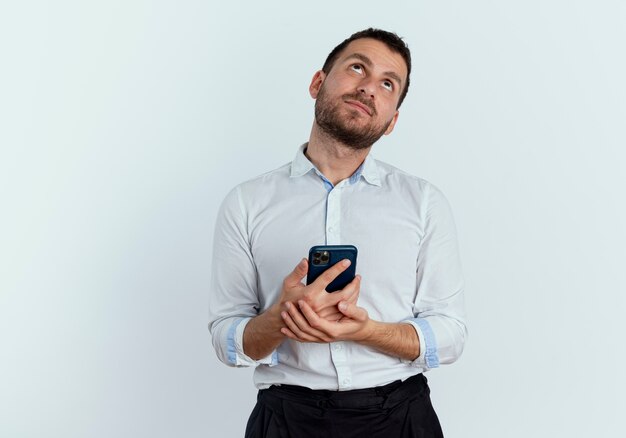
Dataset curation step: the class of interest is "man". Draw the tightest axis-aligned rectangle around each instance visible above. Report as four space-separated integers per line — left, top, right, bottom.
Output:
208 28 467 437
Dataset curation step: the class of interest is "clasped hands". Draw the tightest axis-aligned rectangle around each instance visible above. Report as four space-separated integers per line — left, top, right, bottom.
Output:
275 257 373 344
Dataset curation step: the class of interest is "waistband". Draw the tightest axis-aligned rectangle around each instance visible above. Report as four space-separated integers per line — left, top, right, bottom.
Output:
260 373 428 410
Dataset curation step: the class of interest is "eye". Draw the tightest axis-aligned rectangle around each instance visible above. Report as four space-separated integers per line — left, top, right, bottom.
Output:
350 64 363 74
382 80 394 91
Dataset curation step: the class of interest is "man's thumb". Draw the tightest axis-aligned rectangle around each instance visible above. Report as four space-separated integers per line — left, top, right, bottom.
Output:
338 301 362 319
285 258 308 286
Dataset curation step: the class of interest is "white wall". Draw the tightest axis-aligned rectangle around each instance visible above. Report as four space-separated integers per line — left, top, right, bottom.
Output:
1 1 625 437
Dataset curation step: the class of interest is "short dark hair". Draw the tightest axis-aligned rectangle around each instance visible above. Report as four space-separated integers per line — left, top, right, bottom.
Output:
322 28 412 109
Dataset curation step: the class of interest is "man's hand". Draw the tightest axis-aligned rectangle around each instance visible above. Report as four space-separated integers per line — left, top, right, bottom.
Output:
280 293 373 343
277 258 360 321
243 257 360 359
280 293 421 361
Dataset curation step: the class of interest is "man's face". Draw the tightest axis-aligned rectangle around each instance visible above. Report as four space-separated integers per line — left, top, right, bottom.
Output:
310 38 407 150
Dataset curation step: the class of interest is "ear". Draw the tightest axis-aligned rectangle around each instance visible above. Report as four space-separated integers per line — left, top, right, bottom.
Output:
309 70 326 99
384 111 400 135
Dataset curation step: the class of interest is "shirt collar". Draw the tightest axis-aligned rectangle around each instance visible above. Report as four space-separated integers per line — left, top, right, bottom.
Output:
289 143 382 187
289 143 316 177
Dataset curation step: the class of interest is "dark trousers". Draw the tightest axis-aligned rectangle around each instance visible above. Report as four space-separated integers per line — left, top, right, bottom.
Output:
244 374 444 438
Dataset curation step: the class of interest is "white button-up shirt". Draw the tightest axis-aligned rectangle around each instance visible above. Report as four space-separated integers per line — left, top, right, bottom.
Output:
208 144 467 391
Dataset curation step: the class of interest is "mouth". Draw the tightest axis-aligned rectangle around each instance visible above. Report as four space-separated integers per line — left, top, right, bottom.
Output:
345 99 372 116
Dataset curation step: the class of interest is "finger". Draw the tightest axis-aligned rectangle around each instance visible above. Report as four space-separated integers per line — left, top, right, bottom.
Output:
298 300 335 334
281 327 325 343
283 258 308 288
306 282 353 312
318 307 343 320
281 309 322 342
338 301 368 321
313 258 351 290
317 304 342 318
281 326 306 342
346 289 360 305
322 274 360 308
334 275 361 302
285 302 331 341
281 326 300 341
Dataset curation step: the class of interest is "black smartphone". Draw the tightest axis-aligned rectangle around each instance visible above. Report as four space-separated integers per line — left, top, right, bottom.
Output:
306 245 358 292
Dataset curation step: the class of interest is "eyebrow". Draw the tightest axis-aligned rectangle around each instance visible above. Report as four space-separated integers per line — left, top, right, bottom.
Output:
344 52 404 90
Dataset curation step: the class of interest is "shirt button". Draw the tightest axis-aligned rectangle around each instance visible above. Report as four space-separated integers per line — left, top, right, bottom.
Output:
343 378 351 385
333 344 342 351
328 227 334 233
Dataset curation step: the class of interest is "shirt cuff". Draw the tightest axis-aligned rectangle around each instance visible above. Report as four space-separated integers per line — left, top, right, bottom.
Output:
402 318 440 369
227 317 278 367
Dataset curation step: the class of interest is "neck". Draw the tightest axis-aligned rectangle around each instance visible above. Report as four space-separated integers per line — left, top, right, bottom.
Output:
305 123 371 186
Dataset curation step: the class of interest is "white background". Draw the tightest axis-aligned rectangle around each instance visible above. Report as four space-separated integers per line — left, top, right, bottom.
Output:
1 1 625 437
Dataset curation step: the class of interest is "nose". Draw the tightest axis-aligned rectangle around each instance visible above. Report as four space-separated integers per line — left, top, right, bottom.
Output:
357 78 376 99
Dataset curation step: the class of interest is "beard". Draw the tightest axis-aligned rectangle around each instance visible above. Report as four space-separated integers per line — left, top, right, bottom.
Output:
314 85 393 151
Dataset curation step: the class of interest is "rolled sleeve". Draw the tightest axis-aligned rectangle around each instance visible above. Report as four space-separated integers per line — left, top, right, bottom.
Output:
402 319 439 369
232 318 278 366
208 187 279 368
411 183 468 367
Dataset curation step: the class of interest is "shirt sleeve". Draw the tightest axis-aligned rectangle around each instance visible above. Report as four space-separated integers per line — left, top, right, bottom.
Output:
404 182 468 369
207 186 278 367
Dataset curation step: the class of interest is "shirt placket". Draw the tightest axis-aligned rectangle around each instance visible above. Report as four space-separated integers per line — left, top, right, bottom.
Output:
325 181 352 390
